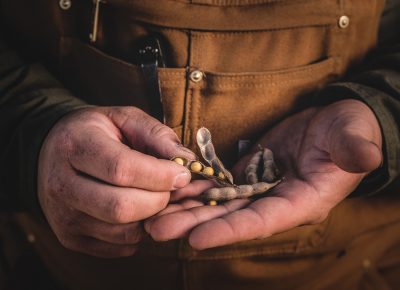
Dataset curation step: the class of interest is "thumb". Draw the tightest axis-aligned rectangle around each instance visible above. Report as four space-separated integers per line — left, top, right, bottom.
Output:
144 123 196 160
108 107 196 160
329 130 382 174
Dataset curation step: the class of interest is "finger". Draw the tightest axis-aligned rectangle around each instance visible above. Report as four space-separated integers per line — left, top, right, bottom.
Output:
71 212 144 245
69 127 191 191
156 199 204 216
330 133 382 173
145 199 250 241
170 180 215 201
107 107 196 160
144 199 204 232
188 181 317 250
68 173 170 224
325 100 383 174
61 235 137 258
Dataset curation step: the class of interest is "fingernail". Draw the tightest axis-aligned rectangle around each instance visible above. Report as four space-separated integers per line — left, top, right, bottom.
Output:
173 172 191 189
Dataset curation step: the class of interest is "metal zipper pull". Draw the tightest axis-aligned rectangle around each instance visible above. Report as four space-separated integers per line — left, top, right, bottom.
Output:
138 37 166 123
89 0 106 43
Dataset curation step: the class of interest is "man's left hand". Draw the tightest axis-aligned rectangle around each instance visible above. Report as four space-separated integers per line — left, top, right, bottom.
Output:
145 99 383 249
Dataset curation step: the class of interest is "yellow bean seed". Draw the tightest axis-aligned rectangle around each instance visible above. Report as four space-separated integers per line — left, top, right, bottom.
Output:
202 167 214 176
208 200 217 206
218 172 225 180
190 161 203 172
172 157 185 166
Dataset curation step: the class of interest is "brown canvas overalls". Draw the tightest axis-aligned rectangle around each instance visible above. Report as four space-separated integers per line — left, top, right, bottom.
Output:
2 0 400 289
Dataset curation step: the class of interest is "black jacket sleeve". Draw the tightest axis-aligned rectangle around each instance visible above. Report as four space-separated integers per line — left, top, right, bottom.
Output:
316 0 400 195
0 36 88 215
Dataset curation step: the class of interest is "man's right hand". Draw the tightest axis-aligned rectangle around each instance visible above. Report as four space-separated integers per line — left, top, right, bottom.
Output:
37 106 195 258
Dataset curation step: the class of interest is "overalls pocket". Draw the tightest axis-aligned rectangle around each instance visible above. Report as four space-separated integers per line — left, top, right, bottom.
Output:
59 36 188 139
183 57 337 164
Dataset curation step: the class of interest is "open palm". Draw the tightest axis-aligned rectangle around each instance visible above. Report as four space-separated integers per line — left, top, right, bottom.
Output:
145 100 383 249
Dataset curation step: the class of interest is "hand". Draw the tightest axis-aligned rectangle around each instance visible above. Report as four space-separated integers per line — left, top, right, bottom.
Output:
145 100 382 249
38 106 195 257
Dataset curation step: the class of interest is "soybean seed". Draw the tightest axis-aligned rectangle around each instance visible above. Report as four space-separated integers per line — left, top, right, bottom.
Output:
208 200 217 206
202 167 214 176
218 172 225 180
190 161 203 172
172 157 185 166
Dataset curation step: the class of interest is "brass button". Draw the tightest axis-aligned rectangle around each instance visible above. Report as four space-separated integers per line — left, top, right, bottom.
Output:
190 70 204 83
362 259 371 268
338 15 350 28
27 233 36 243
59 0 72 10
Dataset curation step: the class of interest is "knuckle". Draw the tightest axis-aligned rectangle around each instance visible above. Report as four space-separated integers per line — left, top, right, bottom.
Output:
155 194 170 212
147 217 174 242
125 106 143 116
108 196 135 223
106 153 131 185
62 213 85 234
122 226 143 244
43 175 71 206
109 106 144 126
52 127 75 156
149 224 168 242
149 123 175 139
47 173 65 194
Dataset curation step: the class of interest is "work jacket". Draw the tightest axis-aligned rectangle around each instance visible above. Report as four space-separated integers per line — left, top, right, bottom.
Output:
0 0 400 289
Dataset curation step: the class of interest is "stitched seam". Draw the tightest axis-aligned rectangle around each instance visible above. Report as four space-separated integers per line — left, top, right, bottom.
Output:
191 24 333 37
119 0 324 9
208 79 328 88
207 72 334 87
184 89 193 146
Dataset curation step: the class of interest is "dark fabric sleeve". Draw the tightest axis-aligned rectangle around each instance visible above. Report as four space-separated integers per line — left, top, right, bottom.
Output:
0 37 89 215
315 0 400 195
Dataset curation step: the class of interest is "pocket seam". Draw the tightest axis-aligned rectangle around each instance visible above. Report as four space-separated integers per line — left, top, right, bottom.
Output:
195 58 337 89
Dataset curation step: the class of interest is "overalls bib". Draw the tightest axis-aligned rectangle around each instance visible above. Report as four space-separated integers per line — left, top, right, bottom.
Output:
3 0 400 289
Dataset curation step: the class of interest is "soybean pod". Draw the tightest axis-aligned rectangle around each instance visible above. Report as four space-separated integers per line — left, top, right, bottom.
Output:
171 127 283 204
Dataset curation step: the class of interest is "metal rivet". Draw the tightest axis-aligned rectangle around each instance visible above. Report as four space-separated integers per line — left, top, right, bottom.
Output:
362 259 371 268
59 0 72 10
190 70 204 82
338 15 350 29
27 234 36 243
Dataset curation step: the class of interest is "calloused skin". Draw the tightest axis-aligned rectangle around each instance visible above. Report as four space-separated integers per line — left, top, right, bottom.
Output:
144 99 383 250
38 106 196 258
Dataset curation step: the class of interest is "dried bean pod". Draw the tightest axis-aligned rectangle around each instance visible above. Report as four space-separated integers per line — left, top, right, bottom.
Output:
245 150 263 184
251 181 281 194
171 156 232 187
203 187 237 201
262 148 278 183
236 185 254 198
173 128 284 202
196 127 234 185
202 180 281 201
